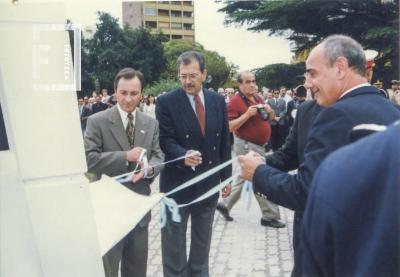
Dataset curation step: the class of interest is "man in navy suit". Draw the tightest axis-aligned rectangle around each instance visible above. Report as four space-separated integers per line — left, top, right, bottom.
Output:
301 122 400 277
238 35 400 276
156 51 232 277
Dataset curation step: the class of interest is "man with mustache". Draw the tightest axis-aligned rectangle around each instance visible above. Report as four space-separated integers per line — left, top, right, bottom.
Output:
156 51 232 277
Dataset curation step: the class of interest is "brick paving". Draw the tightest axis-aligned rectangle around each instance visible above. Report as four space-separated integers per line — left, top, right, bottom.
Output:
146 180 294 277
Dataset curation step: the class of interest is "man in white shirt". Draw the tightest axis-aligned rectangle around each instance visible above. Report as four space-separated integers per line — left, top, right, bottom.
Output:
84 68 164 277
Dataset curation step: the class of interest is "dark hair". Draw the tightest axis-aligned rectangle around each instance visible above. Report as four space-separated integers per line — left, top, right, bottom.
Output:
176 51 206 73
146 94 155 106
295 85 307 97
236 70 254 83
114 68 145 92
321 35 366 76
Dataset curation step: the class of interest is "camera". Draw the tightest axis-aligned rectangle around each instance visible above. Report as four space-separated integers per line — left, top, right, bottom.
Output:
256 104 269 121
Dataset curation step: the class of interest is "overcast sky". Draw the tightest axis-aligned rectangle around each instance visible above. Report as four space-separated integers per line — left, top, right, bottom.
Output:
16 0 293 71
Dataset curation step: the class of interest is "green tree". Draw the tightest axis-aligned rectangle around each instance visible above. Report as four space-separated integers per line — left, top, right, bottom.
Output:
219 0 398 85
81 12 166 93
255 62 305 89
143 79 180 96
163 40 236 88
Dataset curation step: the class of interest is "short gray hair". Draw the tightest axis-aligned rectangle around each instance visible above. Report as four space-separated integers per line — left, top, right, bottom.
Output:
321 35 366 76
177 51 206 73
236 70 254 83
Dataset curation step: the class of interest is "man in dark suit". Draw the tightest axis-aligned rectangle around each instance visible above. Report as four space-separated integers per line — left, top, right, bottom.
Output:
301 122 400 277
85 68 164 277
156 51 231 277
267 89 287 150
238 35 400 276
91 95 108 114
264 99 321 273
78 98 92 134
286 85 307 126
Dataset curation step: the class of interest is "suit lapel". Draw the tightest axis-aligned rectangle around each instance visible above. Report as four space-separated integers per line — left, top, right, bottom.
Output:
133 111 147 147
203 89 215 137
108 106 130 151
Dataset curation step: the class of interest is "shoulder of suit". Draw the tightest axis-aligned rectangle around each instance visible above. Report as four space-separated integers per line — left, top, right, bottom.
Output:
205 89 225 102
157 88 182 102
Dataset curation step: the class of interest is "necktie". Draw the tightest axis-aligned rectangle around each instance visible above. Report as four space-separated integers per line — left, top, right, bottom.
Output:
126 113 134 148
194 94 205 136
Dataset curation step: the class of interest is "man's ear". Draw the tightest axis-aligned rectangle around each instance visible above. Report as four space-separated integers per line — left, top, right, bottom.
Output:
336 56 348 79
201 69 208 82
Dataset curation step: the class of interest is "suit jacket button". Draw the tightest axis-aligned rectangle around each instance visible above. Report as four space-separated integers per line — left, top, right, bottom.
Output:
216 133 219 136
209 161 213 164
186 134 190 139
213 146 216 150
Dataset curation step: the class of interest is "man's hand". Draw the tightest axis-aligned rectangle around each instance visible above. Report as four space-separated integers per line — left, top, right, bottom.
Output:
146 165 154 178
245 105 258 118
184 150 202 167
126 147 145 163
131 170 144 183
221 184 232 198
238 151 264 181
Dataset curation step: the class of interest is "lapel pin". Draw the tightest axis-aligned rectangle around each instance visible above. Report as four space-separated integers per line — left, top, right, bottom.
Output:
140 130 145 134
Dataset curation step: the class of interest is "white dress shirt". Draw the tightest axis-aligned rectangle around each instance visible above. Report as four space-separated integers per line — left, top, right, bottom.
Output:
117 103 137 129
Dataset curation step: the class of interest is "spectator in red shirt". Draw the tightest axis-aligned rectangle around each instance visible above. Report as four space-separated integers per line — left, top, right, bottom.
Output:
216 71 285 228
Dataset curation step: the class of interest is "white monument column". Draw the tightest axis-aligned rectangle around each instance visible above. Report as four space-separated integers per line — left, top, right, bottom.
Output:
0 3 164 277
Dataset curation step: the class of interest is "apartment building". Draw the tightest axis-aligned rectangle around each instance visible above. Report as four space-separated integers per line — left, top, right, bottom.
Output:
122 1 195 41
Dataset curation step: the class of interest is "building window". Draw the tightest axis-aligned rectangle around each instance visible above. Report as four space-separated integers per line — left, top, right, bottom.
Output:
159 22 170 28
158 9 169 16
184 35 194 40
145 21 157 28
183 11 192 17
183 23 192 30
182 1 193 6
171 23 182 29
172 34 183 39
144 8 157 16
171 10 182 17
170 1 182 5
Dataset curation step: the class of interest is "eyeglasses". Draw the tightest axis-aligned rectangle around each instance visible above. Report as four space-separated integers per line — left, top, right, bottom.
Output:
244 80 256 84
178 73 200 81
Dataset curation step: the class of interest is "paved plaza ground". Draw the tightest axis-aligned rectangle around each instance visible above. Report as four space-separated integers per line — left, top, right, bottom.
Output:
145 180 295 277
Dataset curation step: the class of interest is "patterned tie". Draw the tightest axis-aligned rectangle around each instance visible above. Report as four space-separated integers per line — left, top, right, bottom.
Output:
194 94 205 136
126 113 134 148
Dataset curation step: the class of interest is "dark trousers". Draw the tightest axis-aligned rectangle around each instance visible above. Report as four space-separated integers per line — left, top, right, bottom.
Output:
161 200 217 277
291 212 303 277
278 123 290 148
270 124 280 151
103 224 148 277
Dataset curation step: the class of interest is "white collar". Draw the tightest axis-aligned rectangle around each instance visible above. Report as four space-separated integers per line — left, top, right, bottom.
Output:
117 103 137 127
339 83 370 99
185 87 205 113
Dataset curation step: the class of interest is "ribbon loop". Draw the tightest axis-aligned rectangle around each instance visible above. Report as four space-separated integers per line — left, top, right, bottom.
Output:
159 197 181 228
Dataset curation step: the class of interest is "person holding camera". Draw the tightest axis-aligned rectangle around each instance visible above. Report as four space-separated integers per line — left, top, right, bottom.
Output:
216 71 285 228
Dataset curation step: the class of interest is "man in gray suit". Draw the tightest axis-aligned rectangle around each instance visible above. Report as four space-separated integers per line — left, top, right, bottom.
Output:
268 90 287 151
84 68 164 277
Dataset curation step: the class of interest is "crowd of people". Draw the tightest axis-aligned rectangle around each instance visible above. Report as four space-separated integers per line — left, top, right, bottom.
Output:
79 34 399 277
